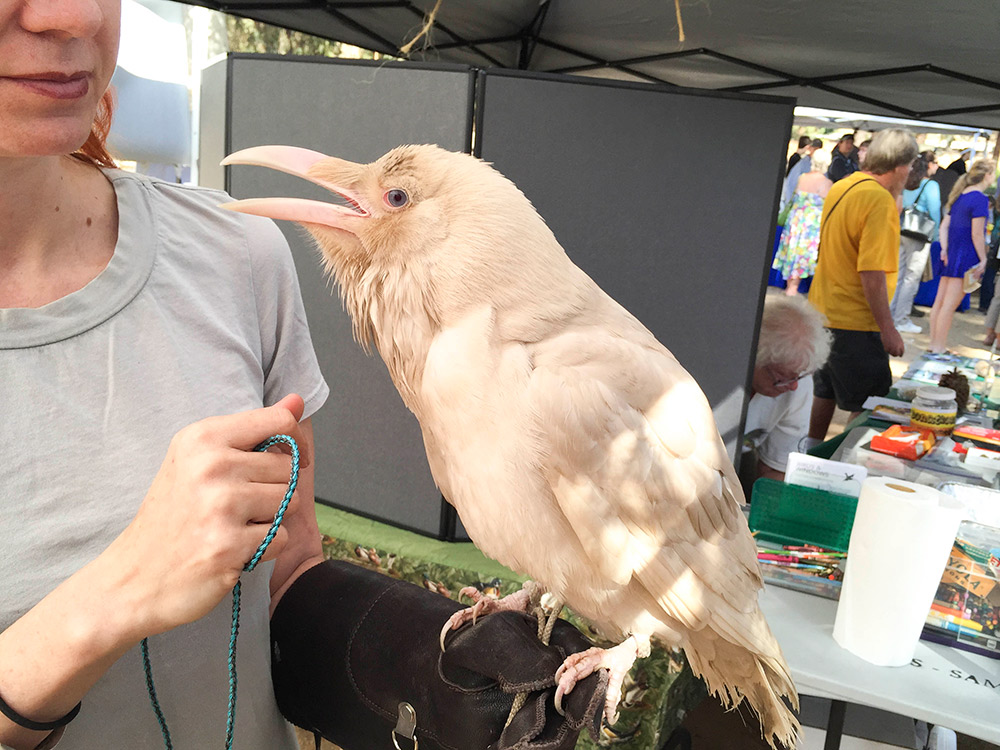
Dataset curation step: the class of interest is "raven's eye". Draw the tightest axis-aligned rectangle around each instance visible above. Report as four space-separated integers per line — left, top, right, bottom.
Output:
384 189 409 208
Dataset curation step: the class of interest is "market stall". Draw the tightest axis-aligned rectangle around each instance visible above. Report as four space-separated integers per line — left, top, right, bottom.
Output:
746 350 1000 749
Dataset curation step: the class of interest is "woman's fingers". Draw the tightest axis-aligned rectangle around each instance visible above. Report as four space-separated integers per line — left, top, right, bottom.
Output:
247 525 290 564
237 484 301 525
231 449 298 485
270 393 305 422
201 396 310 468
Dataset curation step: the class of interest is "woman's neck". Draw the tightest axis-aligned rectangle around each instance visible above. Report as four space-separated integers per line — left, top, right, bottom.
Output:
0 155 118 309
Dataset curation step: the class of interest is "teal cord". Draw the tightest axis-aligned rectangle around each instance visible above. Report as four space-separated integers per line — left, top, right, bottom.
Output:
140 638 173 750
141 434 300 750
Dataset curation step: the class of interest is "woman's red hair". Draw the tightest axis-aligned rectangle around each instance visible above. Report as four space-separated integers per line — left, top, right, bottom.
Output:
71 88 117 169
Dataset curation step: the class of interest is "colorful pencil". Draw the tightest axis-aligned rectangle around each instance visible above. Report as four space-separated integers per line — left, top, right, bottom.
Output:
758 559 831 572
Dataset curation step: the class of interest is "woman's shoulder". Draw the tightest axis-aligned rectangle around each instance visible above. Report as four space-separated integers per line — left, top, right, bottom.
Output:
102 168 238 212
102 168 292 266
956 189 988 208
105 168 284 232
970 189 990 213
921 178 941 196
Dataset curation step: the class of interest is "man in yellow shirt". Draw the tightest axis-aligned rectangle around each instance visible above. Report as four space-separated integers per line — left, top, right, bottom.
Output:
808 128 919 440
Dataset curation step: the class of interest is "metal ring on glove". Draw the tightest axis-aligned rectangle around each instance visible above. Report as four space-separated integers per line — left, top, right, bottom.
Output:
392 702 418 750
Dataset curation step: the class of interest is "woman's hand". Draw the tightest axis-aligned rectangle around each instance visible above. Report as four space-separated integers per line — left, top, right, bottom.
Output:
0 395 310 749
104 394 308 639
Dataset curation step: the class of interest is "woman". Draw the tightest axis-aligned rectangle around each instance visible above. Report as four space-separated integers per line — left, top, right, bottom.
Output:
921 150 939 178
772 160 832 296
927 159 994 354
0 2 329 748
889 156 941 334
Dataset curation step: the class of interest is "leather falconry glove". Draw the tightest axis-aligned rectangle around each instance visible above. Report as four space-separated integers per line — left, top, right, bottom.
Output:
270 560 608 750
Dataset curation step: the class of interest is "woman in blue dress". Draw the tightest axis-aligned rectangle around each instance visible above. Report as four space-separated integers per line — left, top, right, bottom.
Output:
928 159 994 353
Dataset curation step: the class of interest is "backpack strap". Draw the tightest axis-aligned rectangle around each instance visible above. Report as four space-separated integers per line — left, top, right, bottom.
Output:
821 177 878 232
907 178 929 209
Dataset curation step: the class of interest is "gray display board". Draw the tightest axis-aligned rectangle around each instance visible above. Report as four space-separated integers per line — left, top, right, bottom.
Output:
204 55 473 536
475 69 794 456
204 56 792 538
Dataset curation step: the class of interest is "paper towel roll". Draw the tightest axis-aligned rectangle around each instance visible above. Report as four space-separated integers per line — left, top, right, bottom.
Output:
833 476 965 666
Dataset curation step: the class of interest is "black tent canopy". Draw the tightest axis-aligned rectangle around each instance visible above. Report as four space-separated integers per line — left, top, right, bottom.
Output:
180 0 1000 131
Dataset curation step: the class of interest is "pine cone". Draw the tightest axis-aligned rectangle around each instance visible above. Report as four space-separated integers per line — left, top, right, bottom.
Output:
938 368 970 412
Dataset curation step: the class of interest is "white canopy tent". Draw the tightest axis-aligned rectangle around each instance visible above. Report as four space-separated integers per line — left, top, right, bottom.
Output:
790 106 996 162
792 107 988 137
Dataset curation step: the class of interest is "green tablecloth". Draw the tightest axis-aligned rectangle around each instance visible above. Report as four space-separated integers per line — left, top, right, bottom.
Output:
314 504 704 749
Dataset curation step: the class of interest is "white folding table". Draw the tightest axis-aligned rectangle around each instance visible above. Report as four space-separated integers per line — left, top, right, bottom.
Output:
758 584 1000 749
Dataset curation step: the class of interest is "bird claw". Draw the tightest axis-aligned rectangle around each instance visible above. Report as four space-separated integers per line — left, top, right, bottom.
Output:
555 675 618 726
439 585 537 652
553 646 601 715
553 640 639 725
439 586 501 651
439 613 459 652
553 684 567 716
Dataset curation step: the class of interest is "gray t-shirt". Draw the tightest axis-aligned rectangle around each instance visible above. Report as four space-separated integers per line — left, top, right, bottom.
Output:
0 169 329 749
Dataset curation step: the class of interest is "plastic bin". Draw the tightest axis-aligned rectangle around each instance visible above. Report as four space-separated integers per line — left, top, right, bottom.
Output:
748 477 859 552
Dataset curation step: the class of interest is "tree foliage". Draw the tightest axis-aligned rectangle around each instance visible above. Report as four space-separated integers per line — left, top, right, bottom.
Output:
226 16 383 59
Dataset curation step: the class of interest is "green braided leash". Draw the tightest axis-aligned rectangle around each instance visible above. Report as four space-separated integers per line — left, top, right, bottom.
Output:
141 434 300 750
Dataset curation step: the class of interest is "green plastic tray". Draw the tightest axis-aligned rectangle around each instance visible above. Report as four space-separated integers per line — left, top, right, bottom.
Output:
748 477 859 552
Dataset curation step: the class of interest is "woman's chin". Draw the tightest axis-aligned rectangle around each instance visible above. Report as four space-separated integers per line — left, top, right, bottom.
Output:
1 120 96 160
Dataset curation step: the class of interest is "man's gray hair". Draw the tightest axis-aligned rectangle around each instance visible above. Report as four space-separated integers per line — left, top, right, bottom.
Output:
755 296 832 374
863 128 920 175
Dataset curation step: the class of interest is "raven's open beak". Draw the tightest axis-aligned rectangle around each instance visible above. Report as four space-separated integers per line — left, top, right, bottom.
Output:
221 145 369 233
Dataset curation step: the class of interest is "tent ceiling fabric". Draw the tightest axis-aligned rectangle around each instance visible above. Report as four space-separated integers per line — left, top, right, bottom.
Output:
180 0 1000 131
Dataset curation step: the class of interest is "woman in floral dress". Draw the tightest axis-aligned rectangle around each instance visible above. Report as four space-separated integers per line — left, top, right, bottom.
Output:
773 168 832 295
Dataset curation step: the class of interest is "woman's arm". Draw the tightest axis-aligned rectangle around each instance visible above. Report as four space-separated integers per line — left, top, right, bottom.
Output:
926 181 942 226
973 215 988 266
0 549 146 749
0 399 307 750
939 214 951 262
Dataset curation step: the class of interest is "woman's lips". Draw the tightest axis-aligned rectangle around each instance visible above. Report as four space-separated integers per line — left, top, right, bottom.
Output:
8 73 90 100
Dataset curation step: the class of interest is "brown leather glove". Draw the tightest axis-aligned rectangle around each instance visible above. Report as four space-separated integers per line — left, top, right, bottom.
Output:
270 560 607 750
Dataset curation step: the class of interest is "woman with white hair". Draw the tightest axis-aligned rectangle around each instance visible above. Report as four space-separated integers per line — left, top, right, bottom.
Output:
741 296 833 491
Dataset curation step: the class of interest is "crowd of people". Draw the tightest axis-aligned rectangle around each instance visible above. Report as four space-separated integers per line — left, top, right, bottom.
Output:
750 126 1000 481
